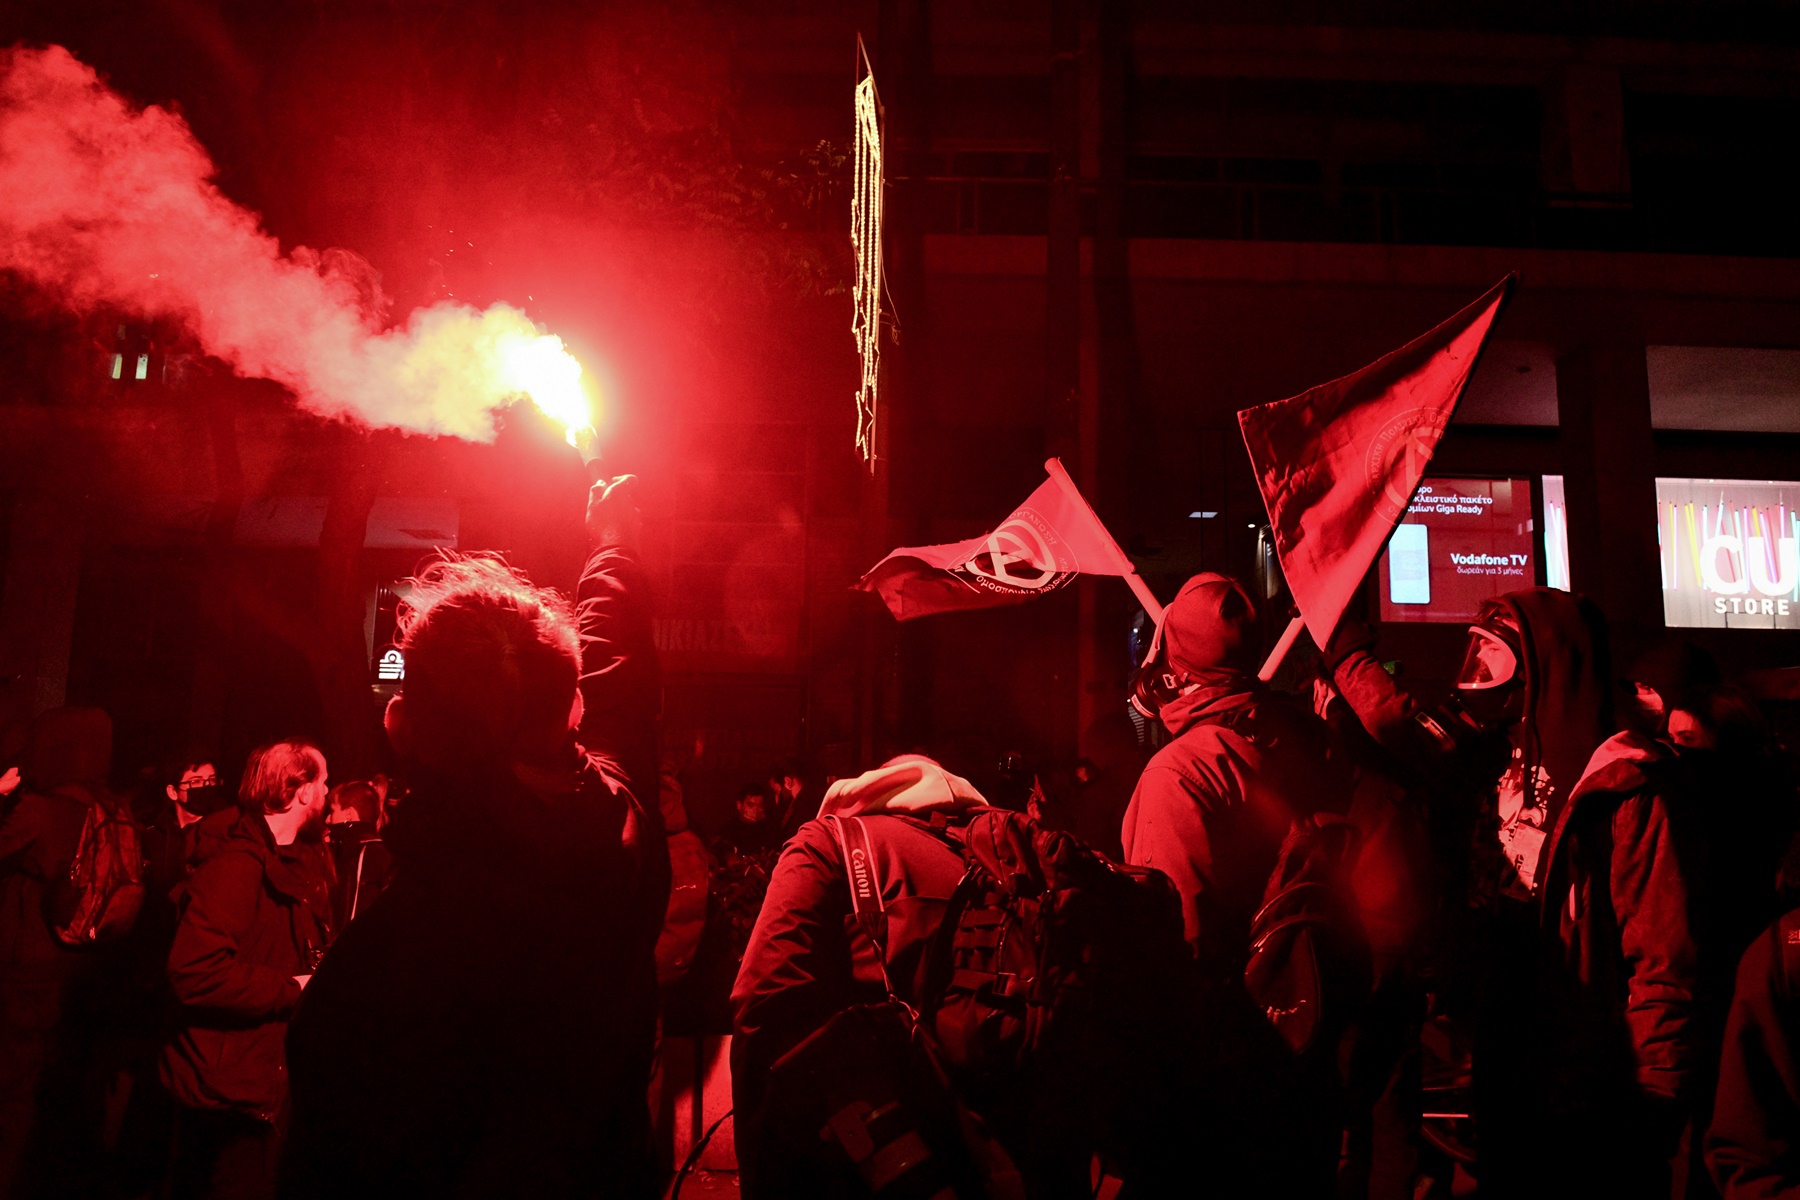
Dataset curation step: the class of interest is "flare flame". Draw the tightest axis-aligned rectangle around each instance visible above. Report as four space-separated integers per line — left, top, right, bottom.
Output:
497 332 595 447
0 44 600 448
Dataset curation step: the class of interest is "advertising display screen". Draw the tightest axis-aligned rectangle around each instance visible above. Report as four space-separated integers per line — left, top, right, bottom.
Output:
1377 477 1537 624
1658 478 1800 630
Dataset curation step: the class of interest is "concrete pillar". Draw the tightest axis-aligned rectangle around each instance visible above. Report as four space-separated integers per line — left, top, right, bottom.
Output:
0 498 82 731
1555 338 1665 654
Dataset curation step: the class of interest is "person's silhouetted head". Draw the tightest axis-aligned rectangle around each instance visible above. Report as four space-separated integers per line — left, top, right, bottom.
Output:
1162 573 1261 680
385 556 581 779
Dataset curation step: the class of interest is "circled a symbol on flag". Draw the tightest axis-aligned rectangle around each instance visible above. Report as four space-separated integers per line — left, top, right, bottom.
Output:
963 512 1063 591
1366 408 1450 520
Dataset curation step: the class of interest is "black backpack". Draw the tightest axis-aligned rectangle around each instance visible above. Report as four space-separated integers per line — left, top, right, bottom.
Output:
759 811 1190 1198
831 811 1186 1146
1191 691 1371 1062
49 794 145 946
1242 813 1371 1063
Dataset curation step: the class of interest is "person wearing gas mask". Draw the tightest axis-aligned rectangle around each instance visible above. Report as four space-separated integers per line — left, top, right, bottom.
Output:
1121 572 1358 1195
1123 573 1347 969
1323 589 1700 1198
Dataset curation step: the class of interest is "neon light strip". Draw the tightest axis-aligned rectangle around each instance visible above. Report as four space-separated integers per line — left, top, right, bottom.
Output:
1686 503 1701 588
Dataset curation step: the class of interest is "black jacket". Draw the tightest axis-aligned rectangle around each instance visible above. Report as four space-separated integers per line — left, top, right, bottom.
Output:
1709 909 1800 1198
161 809 334 1120
0 785 94 970
281 543 668 1200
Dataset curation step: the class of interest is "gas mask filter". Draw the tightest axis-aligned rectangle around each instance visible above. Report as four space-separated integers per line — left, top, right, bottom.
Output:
1130 610 1192 721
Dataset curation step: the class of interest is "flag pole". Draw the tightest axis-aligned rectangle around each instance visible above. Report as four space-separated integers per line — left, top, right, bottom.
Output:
1258 614 1307 682
1043 458 1164 622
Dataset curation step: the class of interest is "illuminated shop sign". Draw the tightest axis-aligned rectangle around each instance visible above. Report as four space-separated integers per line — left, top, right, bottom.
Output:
375 648 405 682
1659 477 1800 630
1378 477 1537 623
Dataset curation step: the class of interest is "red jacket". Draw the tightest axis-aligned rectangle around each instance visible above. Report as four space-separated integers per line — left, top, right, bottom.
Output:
1537 731 1699 1111
731 814 967 1120
1121 680 1342 968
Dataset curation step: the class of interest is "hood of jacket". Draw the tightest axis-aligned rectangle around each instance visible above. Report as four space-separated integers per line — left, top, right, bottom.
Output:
1157 675 1351 818
1567 729 1668 806
1539 726 1673 883
180 807 334 930
818 756 987 819
1497 588 1614 827
1157 673 1261 740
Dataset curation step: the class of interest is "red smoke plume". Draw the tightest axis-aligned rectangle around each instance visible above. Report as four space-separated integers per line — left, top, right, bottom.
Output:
0 44 587 441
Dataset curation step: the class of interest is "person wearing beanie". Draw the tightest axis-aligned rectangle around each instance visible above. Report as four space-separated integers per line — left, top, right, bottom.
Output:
1122 574 1341 966
1120 574 1352 1195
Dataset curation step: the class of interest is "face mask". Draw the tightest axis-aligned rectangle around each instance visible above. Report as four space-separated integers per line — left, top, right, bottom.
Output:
326 819 374 846
181 782 229 816
1129 609 1199 721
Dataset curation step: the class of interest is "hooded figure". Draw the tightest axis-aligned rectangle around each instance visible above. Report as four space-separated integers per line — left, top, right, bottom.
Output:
1327 588 1698 1197
731 755 1195 1199
1526 594 1698 1196
0 707 118 1197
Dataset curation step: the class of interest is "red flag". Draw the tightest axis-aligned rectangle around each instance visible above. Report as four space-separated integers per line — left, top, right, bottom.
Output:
1238 275 1515 651
858 459 1135 621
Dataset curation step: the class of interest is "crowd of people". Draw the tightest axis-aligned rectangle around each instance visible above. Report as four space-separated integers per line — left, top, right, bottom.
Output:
3 471 1800 1200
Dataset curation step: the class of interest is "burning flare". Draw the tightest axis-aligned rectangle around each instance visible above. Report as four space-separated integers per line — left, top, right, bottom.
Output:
497 332 595 448
0 44 597 445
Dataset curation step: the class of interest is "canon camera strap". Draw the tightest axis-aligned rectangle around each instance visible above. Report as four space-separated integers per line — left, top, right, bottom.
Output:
826 815 917 1020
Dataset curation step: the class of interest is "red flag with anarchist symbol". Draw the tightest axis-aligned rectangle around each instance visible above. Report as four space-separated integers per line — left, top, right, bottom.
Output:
857 459 1135 621
1238 275 1514 653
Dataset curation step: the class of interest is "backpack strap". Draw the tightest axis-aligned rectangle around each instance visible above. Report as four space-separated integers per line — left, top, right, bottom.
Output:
826 815 918 1021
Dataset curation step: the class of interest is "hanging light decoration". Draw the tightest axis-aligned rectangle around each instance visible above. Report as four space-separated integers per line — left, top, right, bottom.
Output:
851 40 885 470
